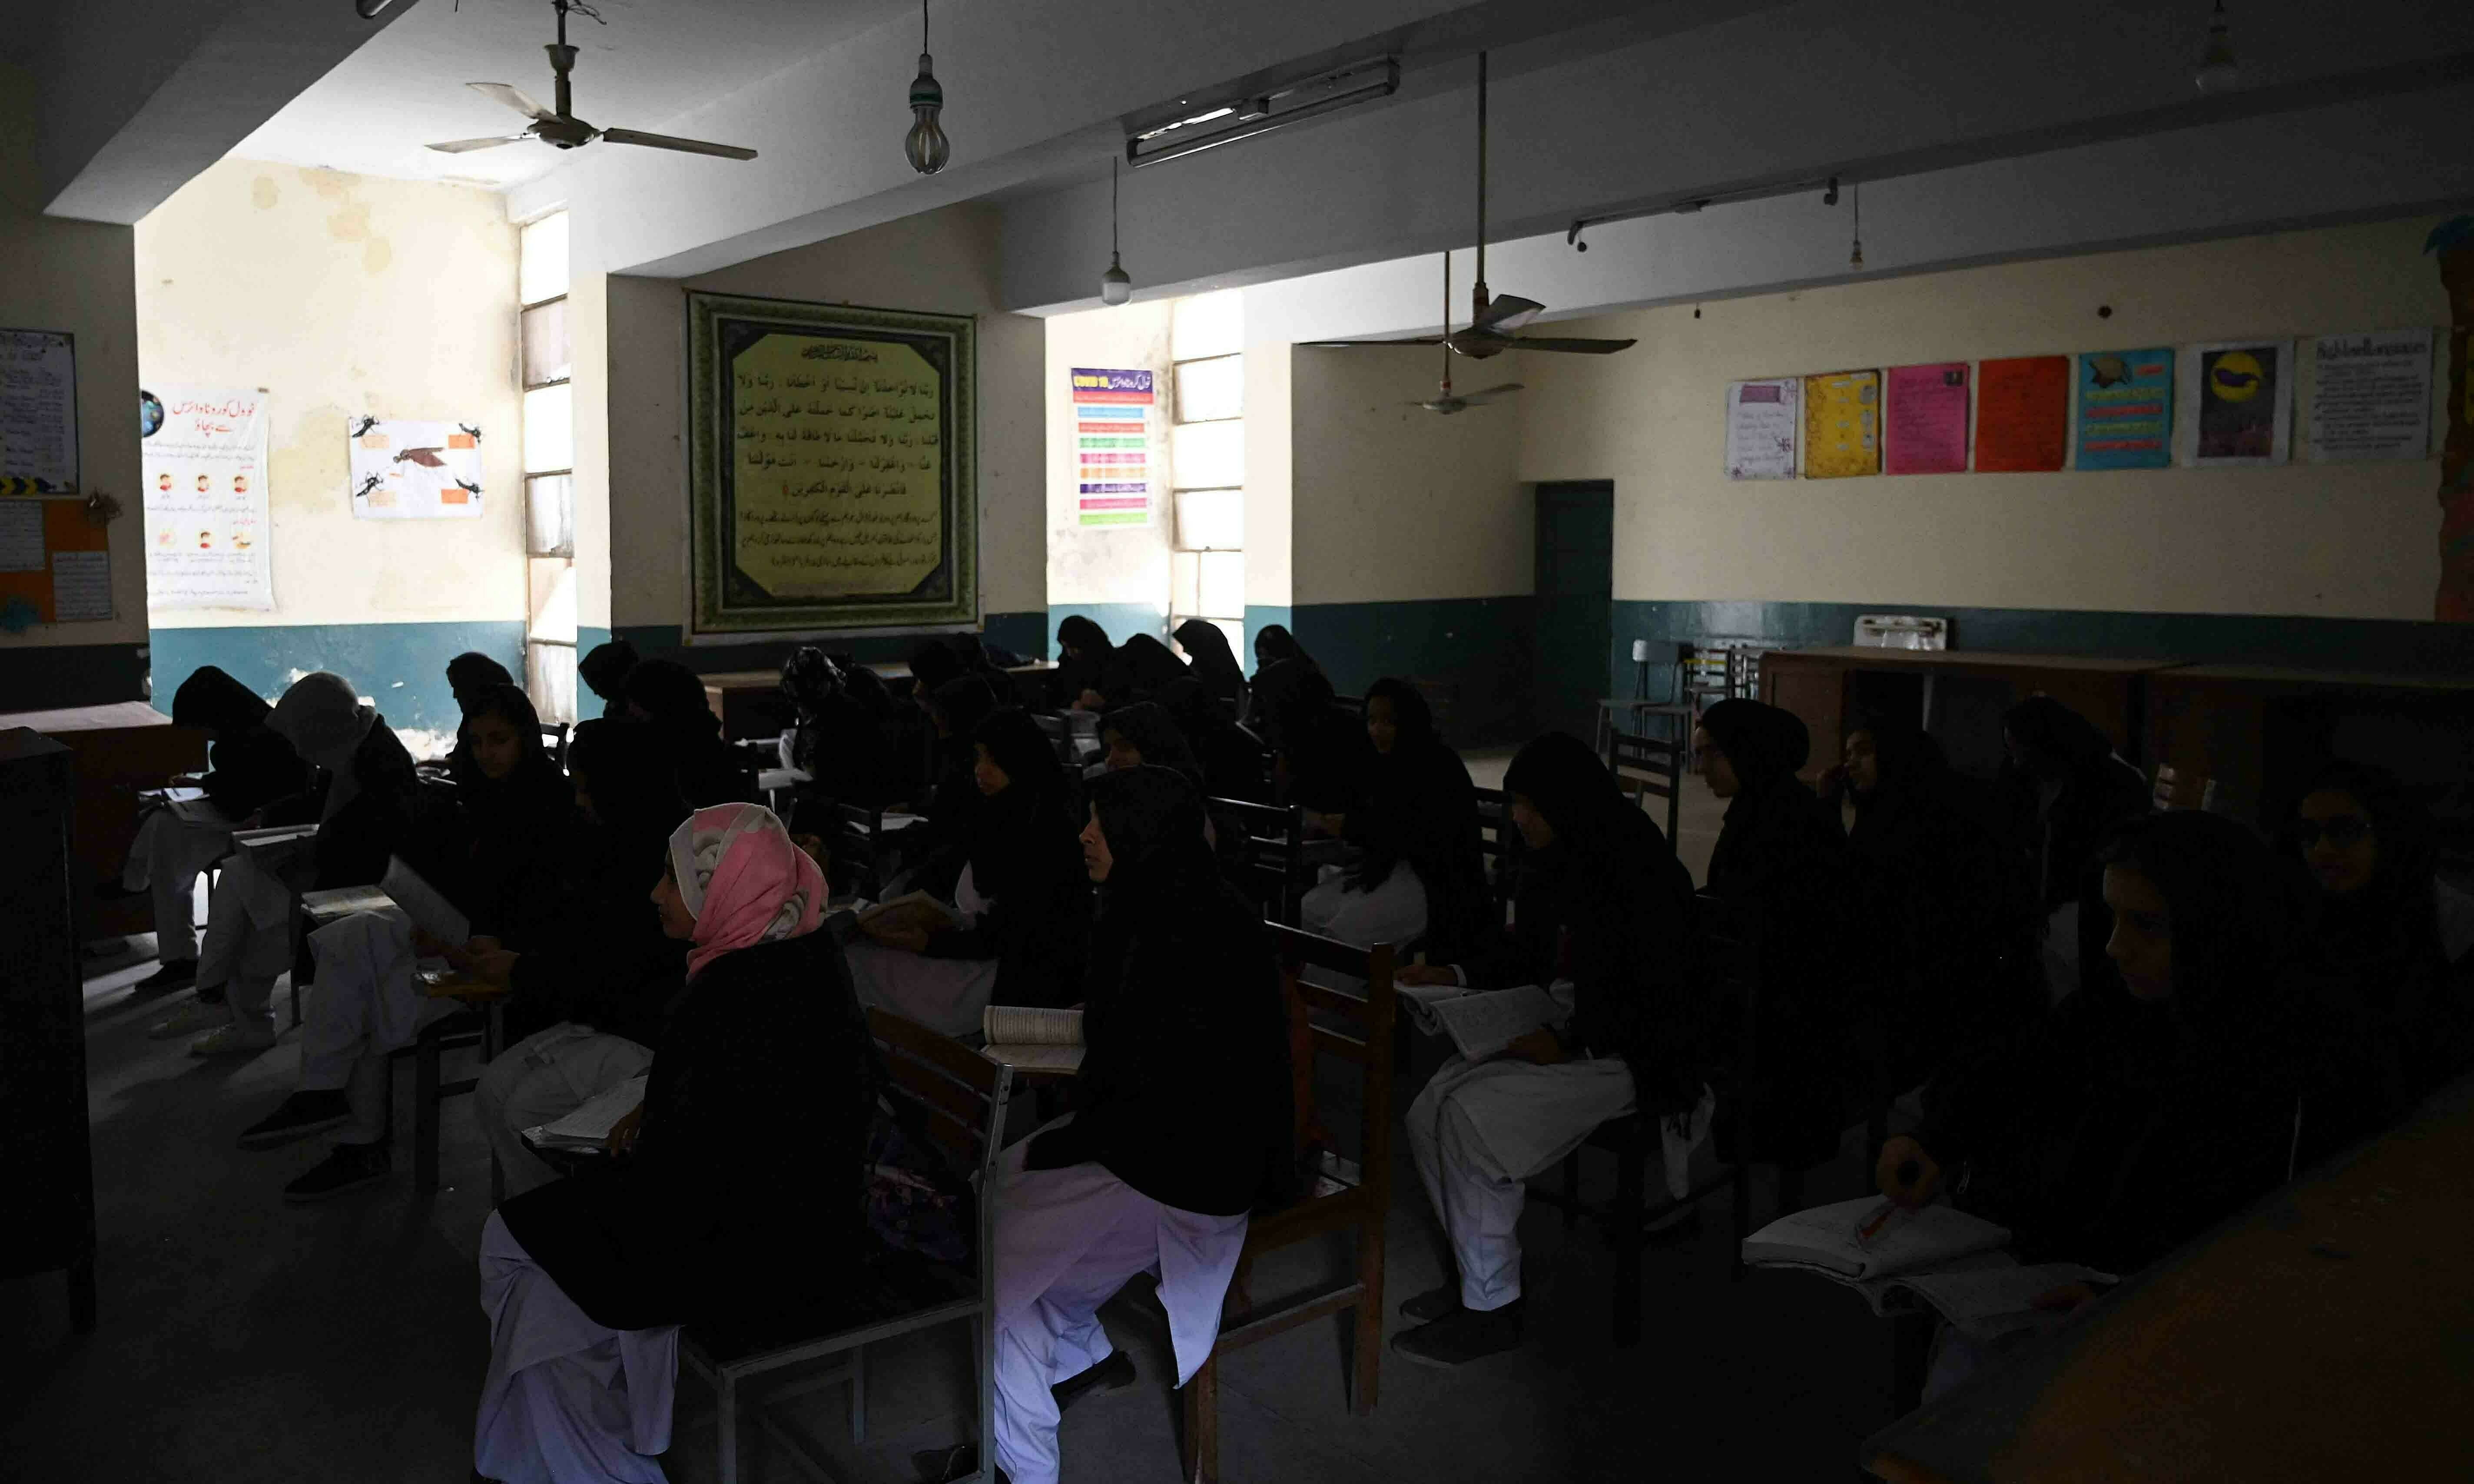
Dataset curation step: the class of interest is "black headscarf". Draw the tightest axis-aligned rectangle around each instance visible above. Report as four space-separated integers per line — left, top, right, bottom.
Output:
839 655 896 719
566 717 689 861
2003 695 2115 778
929 674 998 743
1102 701 1202 786
577 639 640 717
1117 633 1189 698
1088 764 1221 922
1699 698 1811 791
2285 761 2442 1000
779 647 842 720
1253 623 1312 670
1160 677 1267 803
448 683 571 819
1174 619 1246 708
170 665 270 734
624 659 714 736
2097 811 2308 1037
1503 729 1670 878
909 641 964 695
1056 614 1112 658
967 708 1077 901
448 651 517 711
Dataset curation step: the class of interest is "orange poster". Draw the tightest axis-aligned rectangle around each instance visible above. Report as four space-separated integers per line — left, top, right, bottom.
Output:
1975 356 2070 472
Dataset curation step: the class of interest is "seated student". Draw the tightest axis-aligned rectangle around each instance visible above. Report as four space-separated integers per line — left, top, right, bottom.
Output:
1696 698 1850 1174
461 720 691 1198
474 802 874 1484
2001 695 2150 1005
1390 732 1702 1367
576 639 640 722
942 765 1292 1484
2285 760 2474 1118
234 684 573 1201
1053 615 1120 712
448 651 517 713
1876 811 2315 1399
1245 631 1323 753
1269 666 1374 816
1820 712 2040 1096
1097 700 1203 788
1160 677 1267 803
1111 633 1190 707
1172 619 1246 716
909 638 965 697
779 646 892 804
623 658 754 807
950 632 1019 693
147 672 426 1055
1300 678 1489 961
109 666 308 992
847 709 1089 1034
909 674 1001 869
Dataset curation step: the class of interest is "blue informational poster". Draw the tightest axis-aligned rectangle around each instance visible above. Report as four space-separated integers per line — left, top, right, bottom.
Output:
2074 348 2174 470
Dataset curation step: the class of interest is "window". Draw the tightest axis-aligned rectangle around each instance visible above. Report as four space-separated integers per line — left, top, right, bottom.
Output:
520 211 576 720
1168 291 1244 661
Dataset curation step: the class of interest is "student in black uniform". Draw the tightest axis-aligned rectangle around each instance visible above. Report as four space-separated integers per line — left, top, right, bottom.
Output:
448 651 517 713
1299 678 1489 963
624 658 754 807
1173 618 1247 716
1098 700 1204 788
2002 695 2149 1004
576 638 640 721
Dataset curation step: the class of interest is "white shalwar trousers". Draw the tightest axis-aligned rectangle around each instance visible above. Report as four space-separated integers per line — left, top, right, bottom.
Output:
1406 1054 1637 1312
477 1023 656 1197
475 1211 678 1484
122 805 234 961
1300 861 1429 950
991 1122 1249 1484
298 907 461 1142
195 851 298 1031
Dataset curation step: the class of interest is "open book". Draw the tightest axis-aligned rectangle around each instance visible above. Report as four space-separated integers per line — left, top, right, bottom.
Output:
142 785 230 827
380 855 470 947
300 885 395 922
980 1005 1084 1075
521 1073 649 1153
1859 1257 2119 1340
1399 982 1568 1061
1741 1196 2011 1282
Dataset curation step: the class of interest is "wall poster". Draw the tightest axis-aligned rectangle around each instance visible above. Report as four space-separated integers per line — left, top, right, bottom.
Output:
1973 356 2070 473
0 496 110 626
0 328 79 495
2306 328 2433 464
2178 340 2293 468
1883 362 1970 475
687 292 977 636
141 385 274 610
1072 368 1153 525
1724 378 1801 480
349 417 485 519
1801 370 1881 478
2074 348 2173 470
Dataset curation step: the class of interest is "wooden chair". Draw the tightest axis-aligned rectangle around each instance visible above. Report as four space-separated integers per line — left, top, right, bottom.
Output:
1032 712 1072 764
1181 927 1396 1484
679 1009 1012 1484
1607 729 1685 844
828 802 886 899
1469 786 1525 923
1209 796 1306 925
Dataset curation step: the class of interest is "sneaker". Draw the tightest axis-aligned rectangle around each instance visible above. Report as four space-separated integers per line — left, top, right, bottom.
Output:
131 960 198 993
1398 1284 1463 1323
189 1022 279 1058
238 1090 352 1150
146 998 229 1040
1052 1351 1135 1413
1388 1301 1525 1369
282 1143 391 1203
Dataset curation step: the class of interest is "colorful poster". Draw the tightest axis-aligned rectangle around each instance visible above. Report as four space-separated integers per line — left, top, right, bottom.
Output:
1802 370 1880 478
0 328 79 495
0 496 110 626
141 385 273 610
2075 348 2173 470
1072 367 1153 526
2307 328 2433 464
348 417 485 520
1974 356 2070 473
1724 378 1800 480
2179 340 2292 467
1884 362 1970 474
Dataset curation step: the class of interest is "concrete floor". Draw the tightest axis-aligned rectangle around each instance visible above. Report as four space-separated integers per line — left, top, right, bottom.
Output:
2 769 1905 1484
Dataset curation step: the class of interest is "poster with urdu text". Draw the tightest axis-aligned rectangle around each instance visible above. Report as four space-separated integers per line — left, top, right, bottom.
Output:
1072 368 1154 525
142 386 273 610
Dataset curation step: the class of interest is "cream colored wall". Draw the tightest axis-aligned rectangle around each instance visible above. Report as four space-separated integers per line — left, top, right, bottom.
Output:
1044 301 1173 612
602 202 1044 629
133 158 524 628
0 63 145 651
1289 344 1528 605
1518 216 2453 619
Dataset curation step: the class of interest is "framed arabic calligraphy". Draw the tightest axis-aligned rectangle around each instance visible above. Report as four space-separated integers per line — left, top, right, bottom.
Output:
686 291 978 636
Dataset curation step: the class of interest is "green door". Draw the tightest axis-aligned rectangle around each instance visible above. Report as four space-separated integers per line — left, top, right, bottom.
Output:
1532 481 1614 740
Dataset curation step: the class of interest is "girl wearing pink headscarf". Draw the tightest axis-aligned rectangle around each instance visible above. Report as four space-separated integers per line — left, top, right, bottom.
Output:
473 804 879 1484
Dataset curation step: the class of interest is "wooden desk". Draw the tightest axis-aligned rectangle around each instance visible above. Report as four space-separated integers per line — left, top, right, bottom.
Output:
0 702 207 941
2143 664 2474 831
1759 647 2184 782
1860 1073 2474 1482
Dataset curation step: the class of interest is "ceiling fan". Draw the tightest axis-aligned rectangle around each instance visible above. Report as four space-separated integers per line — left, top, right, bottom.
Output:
1310 52 1632 360
425 0 757 162
1412 251 1521 414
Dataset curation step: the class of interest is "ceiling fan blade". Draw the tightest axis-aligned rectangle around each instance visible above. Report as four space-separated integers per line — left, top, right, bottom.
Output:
468 82 554 120
1444 331 1512 360
426 133 532 153
1458 383 1527 404
600 127 759 161
1506 336 1638 355
1472 294 1545 333
1303 337 1449 349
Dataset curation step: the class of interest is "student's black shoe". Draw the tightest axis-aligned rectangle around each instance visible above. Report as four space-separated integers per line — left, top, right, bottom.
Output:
912 1444 1008 1484
1052 1350 1135 1413
1397 1284 1463 1323
238 1090 352 1150
1388 1301 1525 1369
282 1142 390 1203
131 959 198 992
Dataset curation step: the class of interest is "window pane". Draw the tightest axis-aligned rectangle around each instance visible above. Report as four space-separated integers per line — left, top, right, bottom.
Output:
522 298 571 388
1171 289 1244 361
1197 551 1243 619
520 212 570 306
526 473 574 557
1175 488 1243 551
526 639 578 725
1175 354 1244 422
1170 551 1200 616
523 384 573 474
528 556 577 643
1171 420 1243 490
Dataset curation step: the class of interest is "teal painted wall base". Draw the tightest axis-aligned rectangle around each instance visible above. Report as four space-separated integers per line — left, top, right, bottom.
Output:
149 620 527 736
1291 596 1537 747
1241 606 1293 676
579 625 613 658
612 611 1055 678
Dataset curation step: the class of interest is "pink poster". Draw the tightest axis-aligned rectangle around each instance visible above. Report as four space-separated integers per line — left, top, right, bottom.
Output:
1885 362 1971 474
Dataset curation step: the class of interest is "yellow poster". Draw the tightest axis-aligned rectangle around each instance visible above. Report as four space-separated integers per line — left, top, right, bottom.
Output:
1803 369 1882 478
729 332 945 599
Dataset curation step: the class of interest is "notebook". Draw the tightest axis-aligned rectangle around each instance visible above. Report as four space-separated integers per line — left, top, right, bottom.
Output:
521 1074 649 1153
980 1005 1084 1074
1859 1258 2119 1339
1740 1196 2012 1281
300 885 395 922
380 856 470 947
1399 982 1569 1061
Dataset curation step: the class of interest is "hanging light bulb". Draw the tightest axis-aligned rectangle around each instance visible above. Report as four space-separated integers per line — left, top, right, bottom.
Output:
903 0 949 174
2194 0 2241 93
1849 180 1864 268
1099 156 1133 305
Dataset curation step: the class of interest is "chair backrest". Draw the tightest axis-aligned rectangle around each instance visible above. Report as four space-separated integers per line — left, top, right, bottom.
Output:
1033 712 1072 763
540 721 571 770
1608 729 1684 844
830 802 885 897
1209 796 1306 925
1469 785 1525 922
1265 924 1397 1209
1330 694 1366 722
866 1007 1013 1287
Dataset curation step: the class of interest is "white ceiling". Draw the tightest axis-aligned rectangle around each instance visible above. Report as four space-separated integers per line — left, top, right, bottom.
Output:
229 0 914 189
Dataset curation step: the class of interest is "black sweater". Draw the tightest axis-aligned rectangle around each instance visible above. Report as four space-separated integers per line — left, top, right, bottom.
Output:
501 819 689 1048
197 725 310 820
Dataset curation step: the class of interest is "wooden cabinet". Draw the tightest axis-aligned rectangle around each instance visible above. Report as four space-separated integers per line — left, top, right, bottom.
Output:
2143 665 2474 833
0 701 208 942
